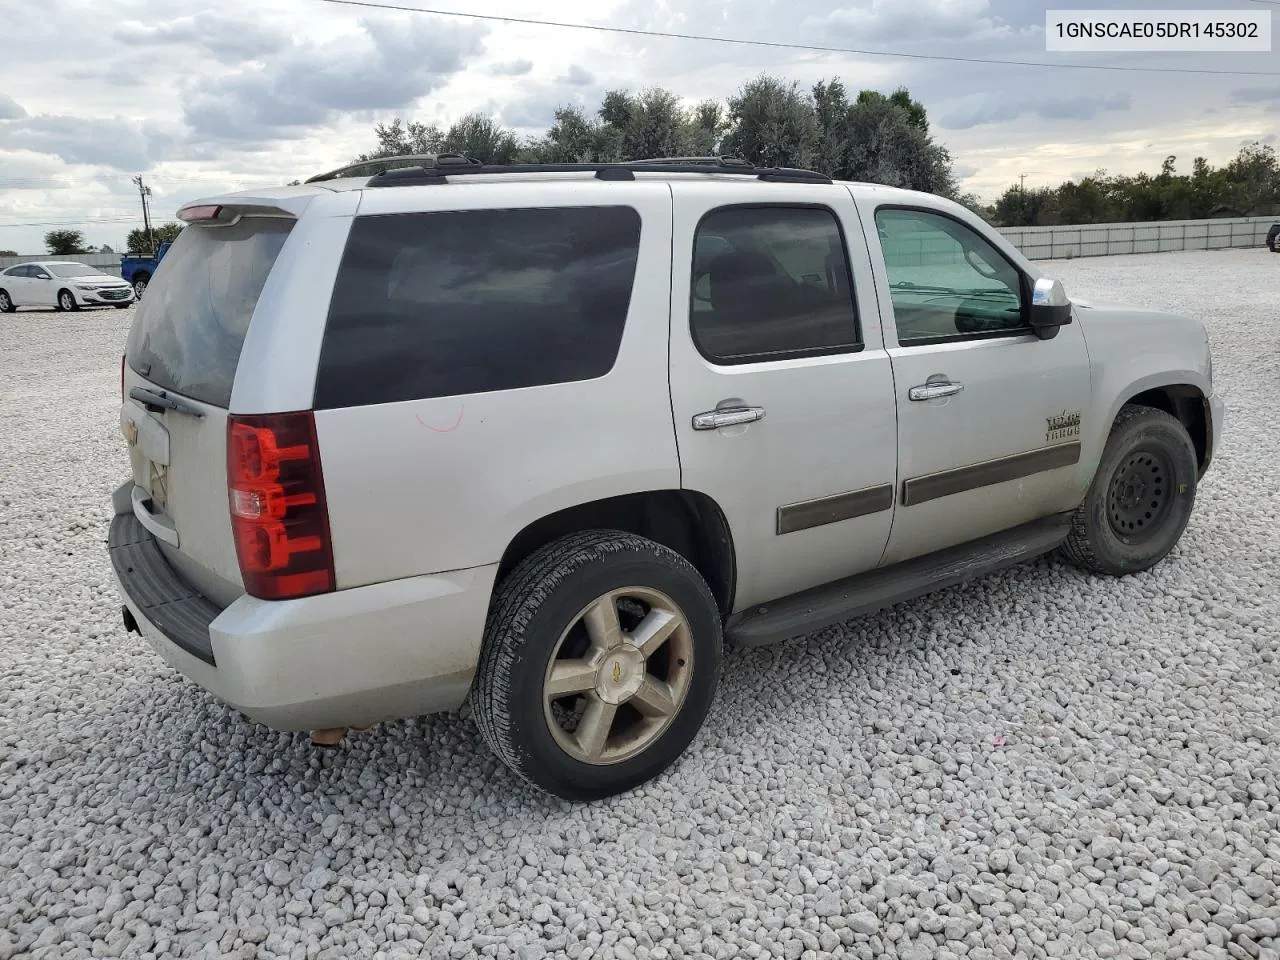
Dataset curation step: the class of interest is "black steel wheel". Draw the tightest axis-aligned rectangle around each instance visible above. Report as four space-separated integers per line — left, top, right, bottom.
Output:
1106 448 1175 543
1058 404 1199 576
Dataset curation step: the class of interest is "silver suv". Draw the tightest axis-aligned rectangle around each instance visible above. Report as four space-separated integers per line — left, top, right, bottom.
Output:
109 157 1222 800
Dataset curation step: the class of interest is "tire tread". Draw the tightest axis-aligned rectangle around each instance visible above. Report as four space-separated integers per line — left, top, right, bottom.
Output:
472 530 720 797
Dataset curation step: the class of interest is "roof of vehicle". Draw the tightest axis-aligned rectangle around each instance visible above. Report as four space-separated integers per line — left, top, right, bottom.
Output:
178 169 949 221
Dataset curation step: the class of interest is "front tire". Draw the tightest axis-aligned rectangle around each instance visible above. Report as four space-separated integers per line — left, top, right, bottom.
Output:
133 275 149 300
57 289 78 312
472 531 722 801
1058 405 1198 576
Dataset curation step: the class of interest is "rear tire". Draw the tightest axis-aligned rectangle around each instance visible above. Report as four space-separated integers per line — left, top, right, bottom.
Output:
1058 405 1198 576
0 290 13 313
133 275 149 300
472 531 722 801
57 289 78 312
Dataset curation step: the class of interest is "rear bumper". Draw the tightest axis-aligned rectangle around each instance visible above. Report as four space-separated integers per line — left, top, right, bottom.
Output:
108 503 497 732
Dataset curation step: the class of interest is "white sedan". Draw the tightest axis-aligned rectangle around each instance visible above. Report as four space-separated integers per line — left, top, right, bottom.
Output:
0 260 135 312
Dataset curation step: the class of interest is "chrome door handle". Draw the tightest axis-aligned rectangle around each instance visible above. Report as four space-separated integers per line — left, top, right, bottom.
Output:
692 406 766 430
908 380 963 401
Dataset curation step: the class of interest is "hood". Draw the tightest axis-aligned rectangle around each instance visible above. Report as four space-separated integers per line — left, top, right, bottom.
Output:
72 276 130 286
1071 297 1197 324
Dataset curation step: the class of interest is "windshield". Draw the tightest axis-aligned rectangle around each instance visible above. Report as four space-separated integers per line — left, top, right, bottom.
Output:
47 263 106 278
125 216 294 407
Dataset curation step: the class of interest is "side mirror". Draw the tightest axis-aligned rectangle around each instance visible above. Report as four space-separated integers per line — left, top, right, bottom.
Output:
1029 277 1072 341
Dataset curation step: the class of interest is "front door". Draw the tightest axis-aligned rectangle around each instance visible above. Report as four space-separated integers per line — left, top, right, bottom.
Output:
668 182 899 612
858 197 1093 566
28 265 56 306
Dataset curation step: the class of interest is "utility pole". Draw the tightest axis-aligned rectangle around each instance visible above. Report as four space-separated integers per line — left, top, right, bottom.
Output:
132 175 155 255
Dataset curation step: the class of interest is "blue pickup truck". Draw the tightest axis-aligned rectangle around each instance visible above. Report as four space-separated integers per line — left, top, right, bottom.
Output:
120 241 173 300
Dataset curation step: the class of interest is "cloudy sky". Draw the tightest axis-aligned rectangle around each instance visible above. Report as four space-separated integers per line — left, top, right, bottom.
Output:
1 0 1276 252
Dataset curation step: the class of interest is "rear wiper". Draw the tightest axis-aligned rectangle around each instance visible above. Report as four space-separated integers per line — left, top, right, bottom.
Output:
128 386 205 419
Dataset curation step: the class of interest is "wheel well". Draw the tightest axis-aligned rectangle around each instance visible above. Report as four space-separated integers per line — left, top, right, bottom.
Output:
496 491 737 618
1124 385 1208 469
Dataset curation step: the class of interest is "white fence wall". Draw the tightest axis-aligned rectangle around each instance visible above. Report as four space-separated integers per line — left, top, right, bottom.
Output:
0 253 124 270
1000 216 1274 260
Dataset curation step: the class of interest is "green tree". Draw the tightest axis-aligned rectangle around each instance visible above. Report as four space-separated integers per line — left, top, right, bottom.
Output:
441 113 520 163
45 230 85 255
126 221 182 255
721 75 819 170
0 249 18 257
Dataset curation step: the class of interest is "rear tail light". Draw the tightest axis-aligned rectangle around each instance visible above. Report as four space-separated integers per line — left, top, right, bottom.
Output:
227 411 335 601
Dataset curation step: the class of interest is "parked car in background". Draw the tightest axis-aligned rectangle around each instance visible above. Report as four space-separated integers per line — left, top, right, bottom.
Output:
109 158 1221 801
120 241 173 300
1267 222 1279 252
0 260 134 312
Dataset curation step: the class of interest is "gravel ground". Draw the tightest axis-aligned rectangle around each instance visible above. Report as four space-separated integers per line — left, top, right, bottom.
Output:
1 248 1277 960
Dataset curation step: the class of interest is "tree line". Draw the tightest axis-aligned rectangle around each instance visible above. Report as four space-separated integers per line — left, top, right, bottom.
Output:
987 143 1278 226
38 223 183 257
355 75 983 212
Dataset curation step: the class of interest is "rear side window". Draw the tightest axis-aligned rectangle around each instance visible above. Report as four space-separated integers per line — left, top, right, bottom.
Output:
690 206 861 364
314 206 642 408
125 217 293 408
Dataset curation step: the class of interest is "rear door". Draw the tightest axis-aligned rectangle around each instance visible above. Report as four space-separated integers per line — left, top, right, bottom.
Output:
668 182 899 612
120 210 301 605
3 266 31 305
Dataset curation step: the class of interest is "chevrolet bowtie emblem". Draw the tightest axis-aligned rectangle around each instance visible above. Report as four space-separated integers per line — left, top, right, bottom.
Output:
611 661 622 684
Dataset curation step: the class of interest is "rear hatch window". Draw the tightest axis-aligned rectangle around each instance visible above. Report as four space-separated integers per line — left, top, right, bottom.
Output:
125 216 294 407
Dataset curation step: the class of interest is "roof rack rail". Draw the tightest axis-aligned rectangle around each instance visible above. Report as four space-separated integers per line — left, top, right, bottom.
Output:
363 158 833 188
305 153 451 184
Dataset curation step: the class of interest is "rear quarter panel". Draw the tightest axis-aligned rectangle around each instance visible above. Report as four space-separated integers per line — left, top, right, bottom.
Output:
311 181 681 589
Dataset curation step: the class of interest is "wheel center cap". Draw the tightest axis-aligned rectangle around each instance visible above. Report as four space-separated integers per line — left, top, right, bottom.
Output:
595 645 646 705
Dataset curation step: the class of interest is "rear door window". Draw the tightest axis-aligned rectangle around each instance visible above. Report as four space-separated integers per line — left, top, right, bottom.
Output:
314 206 642 408
690 206 861 364
124 216 294 407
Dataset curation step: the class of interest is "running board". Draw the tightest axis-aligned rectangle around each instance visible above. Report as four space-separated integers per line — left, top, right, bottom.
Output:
725 512 1074 648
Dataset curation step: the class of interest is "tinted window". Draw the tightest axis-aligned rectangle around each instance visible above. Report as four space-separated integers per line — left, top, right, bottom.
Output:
874 207 1026 344
125 217 293 407
314 206 641 408
690 206 860 364
29 266 50 279
2 266 25 277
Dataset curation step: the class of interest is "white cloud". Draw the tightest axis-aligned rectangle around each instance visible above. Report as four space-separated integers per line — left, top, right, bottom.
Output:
941 93 1133 130
114 12 289 63
180 15 488 141
0 95 26 120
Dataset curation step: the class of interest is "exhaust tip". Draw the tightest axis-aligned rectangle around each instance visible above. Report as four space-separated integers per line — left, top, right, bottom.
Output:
122 606 140 635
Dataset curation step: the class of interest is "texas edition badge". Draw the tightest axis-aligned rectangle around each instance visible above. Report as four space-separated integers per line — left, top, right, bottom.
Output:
1046 410 1082 442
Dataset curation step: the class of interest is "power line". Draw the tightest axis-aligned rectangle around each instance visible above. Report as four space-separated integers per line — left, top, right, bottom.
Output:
315 0 1280 76
0 216 141 229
